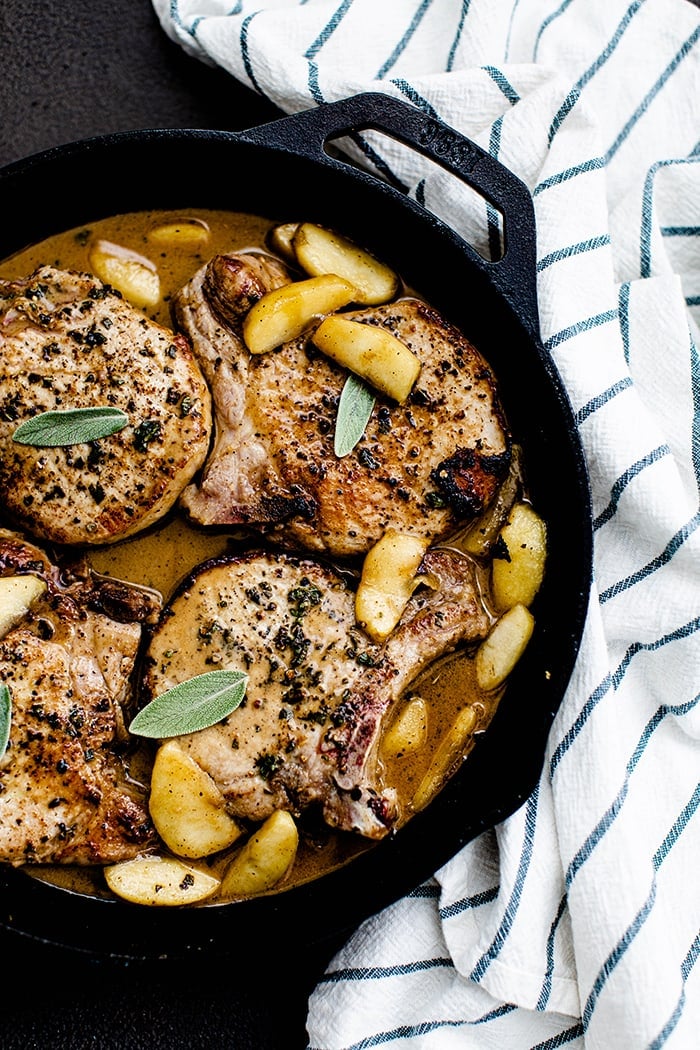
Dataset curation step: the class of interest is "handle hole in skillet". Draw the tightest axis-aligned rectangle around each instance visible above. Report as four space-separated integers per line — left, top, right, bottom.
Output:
323 129 504 263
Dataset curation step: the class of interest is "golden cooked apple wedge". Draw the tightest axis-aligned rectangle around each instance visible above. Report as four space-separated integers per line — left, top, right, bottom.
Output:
491 502 547 611
147 218 210 247
148 740 243 859
88 240 160 308
355 530 429 642
219 809 299 898
266 221 300 263
292 222 400 305
0 574 47 639
412 705 479 812
382 696 429 758
312 316 420 402
475 603 535 691
104 856 220 906
242 274 357 355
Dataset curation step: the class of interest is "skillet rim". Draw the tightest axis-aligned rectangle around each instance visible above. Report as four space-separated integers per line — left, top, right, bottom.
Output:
0 94 593 960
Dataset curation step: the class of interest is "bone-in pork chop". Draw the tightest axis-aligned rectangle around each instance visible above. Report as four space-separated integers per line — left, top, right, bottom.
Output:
140 546 490 839
0 266 212 546
173 251 510 558
0 530 160 865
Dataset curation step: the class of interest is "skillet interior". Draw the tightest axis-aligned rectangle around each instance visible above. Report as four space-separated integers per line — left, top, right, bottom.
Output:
0 93 592 960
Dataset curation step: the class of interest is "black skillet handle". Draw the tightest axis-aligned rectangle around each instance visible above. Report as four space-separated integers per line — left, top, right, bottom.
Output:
239 91 540 340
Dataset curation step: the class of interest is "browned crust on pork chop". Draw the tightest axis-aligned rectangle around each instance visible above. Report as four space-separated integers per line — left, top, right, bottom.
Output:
139 546 490 839
173 251 510 557
0 266 212 546
0 530 160 865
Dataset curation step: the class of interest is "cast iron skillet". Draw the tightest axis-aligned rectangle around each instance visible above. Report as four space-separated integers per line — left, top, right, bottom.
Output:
0 92 592 961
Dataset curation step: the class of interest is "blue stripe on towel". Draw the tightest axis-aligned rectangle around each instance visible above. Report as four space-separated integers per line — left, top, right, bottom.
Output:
532 0 577 61
575 376 633 424
168 0 194 37
487 117 505 260
543 309 618 352
604 24 700 163
447 0 472 72
504 0 522 62
537 234 610 272
308 1006 519 1050
440 884 499 919
532 1025 585 1049
547 0 645 146
551 618 700 779
390 79 438 116
618 281 631 364
319 956 454 984
582 784 700 1028
640 155 700 278
648 930 700 1048
376 0 435 79
240 13 264 94
565 694 700 887
469 786 540 981
304 0 352 60
550 673 614 779
661 226 700 237
599 513 700 602
303 0 354 101
533 158 605 196
407 880 440 899
482 65 521 104
536 893 569 1010
593 446 671 530
600 329 699 597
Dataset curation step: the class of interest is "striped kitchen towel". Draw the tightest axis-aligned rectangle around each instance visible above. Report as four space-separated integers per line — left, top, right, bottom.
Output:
152 1 700 1047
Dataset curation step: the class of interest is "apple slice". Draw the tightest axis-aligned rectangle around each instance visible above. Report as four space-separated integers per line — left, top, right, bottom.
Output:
292 223 399 305
312 316 420 402
88 240 160 308
475 603 535 691
242 274 357 355
0 574 47 639
219 809 299 898
355 530 429 642
148 739 243 859
104 856 220 906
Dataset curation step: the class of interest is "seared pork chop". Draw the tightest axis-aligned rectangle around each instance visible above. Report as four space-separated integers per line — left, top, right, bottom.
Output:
0 530 160 865
0 266 212 546
173 251 510 558
140 546 490 839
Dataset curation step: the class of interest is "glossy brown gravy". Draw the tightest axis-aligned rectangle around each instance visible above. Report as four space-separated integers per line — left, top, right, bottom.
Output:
0 209 504 902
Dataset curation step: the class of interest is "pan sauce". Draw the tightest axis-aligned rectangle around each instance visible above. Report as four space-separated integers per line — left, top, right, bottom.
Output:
0 209 509 902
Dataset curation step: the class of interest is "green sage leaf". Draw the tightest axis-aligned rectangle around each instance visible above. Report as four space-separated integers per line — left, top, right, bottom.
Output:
334 373 376 457
129 669 248 739
13 407 129 447
0 683 11 757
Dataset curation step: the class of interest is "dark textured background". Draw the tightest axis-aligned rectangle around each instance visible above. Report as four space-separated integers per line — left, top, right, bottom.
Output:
2 2 698 1047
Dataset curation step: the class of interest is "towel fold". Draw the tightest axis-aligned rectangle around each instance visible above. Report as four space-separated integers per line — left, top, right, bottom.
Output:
153 1 700 1046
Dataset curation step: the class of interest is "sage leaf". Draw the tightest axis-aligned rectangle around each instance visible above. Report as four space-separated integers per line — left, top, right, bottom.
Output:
13 407 129 447
129 669 248 739
334 373 375 457
0 683 11 757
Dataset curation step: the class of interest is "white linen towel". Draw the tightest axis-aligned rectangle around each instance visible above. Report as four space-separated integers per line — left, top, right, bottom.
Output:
152 1 700 1046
